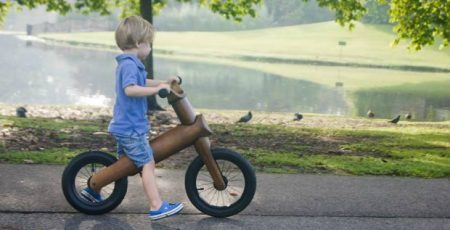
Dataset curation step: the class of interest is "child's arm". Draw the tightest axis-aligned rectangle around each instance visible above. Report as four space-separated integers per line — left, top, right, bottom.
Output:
124 84 170 97
146 79 165 87
146 76 180 87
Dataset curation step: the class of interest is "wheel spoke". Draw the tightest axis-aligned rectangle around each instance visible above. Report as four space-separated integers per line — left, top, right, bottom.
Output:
83 167 93 176
222 190 230 206
207 190 215 205
197 182 212 187
199 172 213 182
222 161 232 177
220 191 227 207
204 185 215 199
227 186 242 195
195 158 248 208
78 169 90 179
199 185 215 193
228 178 243 183
215 190 220 206
227 171 241 181
74 162 118 201
221 160 226 175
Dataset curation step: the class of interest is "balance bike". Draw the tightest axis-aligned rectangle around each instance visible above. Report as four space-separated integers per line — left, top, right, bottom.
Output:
61 78 256 218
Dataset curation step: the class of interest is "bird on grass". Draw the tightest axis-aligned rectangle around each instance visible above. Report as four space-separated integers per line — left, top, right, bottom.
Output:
16 107 27 118
237 111 252 123
405 112 412 120
389 115 401 124
367 110 374 118
293 112 303 121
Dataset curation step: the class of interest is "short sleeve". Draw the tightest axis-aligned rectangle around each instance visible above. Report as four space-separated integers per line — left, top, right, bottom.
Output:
120 62 139 89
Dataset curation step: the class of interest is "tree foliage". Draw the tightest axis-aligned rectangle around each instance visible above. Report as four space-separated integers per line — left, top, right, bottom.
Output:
0 0 262 22
315 0 366 29
265 0 333 25
390 0 449 50
0 0 448 50
362 0 390 24
309 0 449 50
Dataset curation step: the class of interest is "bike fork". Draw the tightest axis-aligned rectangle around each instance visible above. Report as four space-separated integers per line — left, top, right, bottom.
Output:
194 137 226 190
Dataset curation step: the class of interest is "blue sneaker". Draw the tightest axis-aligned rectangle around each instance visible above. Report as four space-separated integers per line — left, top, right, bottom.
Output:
81 187 103 203
149 201 184 220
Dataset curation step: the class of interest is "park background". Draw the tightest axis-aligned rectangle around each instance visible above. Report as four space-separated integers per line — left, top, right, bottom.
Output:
0 0 449 178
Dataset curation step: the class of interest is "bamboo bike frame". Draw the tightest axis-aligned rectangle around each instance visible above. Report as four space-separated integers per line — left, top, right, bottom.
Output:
88 82 226 192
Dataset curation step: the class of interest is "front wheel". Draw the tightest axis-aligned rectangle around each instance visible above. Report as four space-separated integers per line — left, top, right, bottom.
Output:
185 148 256 217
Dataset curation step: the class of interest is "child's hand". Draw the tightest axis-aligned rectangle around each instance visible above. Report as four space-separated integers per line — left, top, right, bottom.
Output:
159 83 171 93
166 75 181 84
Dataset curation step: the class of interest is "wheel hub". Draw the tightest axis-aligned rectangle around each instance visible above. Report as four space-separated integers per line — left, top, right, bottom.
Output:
213 175 228 191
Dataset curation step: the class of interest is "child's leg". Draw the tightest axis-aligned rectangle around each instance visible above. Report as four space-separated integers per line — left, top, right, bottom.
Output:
141 160 163 211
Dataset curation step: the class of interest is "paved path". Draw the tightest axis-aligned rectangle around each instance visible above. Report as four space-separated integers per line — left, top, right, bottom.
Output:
0 164 449 229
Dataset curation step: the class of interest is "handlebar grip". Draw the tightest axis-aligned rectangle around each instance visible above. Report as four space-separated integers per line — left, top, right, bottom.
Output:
158 88 170 98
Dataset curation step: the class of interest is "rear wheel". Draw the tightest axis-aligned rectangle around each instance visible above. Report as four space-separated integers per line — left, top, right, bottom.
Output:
61 151 128 215
185 148 256 217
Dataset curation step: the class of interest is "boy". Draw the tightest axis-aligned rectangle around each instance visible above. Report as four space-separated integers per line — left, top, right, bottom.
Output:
81 15 183 220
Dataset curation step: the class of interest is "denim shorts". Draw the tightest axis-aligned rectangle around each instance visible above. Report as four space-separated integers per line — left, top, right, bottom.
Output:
111 132 154 168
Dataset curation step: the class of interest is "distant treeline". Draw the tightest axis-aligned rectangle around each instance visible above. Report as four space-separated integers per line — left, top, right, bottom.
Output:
55 0 390 32
265 0 390 25
155 0 390 31
155 0 334 31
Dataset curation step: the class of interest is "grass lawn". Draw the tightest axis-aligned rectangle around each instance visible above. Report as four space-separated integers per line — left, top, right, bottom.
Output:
39 21 450 69
236 125 450 177
1 112 449 178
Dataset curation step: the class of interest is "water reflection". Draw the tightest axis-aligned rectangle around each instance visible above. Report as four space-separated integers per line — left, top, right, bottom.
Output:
155 60 348 114
0 34 348 115
353 82 450 121
0 34 448 121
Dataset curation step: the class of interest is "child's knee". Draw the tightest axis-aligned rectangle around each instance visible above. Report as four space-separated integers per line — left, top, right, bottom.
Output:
142 160 155 169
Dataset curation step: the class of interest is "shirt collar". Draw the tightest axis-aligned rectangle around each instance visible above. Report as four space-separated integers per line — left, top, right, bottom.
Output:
116 53 145 70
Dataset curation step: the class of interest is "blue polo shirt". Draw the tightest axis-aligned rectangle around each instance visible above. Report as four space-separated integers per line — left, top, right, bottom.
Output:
108 54 149 136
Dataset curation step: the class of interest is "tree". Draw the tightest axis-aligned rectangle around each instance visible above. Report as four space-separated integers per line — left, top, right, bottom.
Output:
267 0 449 50
308 0 449 50
362 0 390 24
265 0 333 26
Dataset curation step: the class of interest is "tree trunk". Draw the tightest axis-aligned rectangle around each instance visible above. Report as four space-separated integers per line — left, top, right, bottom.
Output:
140 0 164 111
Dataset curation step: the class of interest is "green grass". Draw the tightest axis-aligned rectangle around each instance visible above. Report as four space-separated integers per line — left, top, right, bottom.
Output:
0 148 87 164
0 115 103 132
39 21 450 68
1 114 448 178
0 115 109 164
211 122 450 178
241 150 450 178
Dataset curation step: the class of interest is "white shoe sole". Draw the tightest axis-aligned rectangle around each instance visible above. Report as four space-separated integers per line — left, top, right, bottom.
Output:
81 190 101 203
149 203 184 220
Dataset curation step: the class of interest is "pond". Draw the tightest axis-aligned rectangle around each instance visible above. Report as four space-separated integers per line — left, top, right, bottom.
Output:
0 34 448 121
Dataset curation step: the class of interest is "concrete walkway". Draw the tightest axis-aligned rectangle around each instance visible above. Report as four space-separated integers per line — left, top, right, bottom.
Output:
0 164 449 229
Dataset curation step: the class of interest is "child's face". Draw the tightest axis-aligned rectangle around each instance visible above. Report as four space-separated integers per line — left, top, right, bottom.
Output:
137 42 151 60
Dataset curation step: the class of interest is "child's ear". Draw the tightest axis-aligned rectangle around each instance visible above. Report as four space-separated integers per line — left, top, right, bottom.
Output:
137 42 147 48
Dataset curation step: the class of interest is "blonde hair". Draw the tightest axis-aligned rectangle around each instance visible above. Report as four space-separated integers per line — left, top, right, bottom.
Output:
115 16 155 50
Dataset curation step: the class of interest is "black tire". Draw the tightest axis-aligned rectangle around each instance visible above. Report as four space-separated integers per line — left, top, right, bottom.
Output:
185 148 256 217
61 151 128 215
